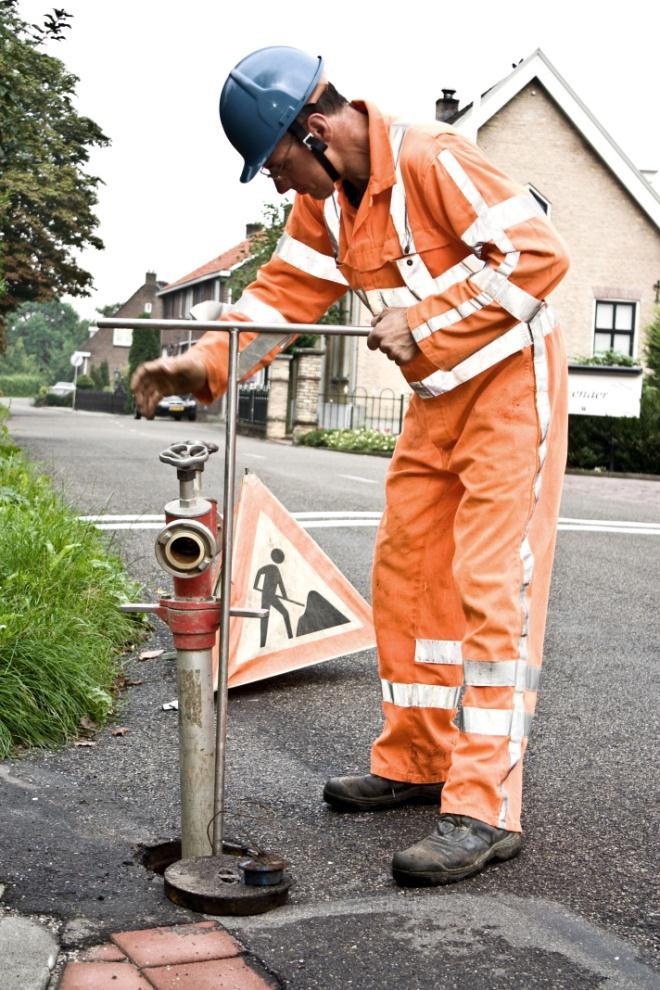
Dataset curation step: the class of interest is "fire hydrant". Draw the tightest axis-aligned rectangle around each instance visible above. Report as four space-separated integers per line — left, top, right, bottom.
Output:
153 440 222 858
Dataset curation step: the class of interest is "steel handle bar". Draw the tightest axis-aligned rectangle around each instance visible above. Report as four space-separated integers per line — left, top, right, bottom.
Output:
95 317 371 337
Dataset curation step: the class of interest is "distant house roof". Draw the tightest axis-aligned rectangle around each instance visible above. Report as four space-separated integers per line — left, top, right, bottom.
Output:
159 238 253 296
450 48 660 229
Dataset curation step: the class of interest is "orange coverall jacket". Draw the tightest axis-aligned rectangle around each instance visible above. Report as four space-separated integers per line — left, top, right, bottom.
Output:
193 102 570 832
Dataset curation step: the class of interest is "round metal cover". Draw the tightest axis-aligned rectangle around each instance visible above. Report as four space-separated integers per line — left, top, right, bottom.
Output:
164 854 292 916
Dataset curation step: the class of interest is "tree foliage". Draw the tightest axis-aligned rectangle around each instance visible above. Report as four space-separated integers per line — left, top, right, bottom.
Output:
228 201 345 349
0 1 109 349
128 316 161 383
644 307 660 390
0 299 90 382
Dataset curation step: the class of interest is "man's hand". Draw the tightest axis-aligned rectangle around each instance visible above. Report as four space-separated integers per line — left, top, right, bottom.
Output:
130 352 208 419
367 307 420 365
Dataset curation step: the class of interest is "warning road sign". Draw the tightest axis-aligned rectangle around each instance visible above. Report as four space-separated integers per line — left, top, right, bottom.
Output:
222 473 375 688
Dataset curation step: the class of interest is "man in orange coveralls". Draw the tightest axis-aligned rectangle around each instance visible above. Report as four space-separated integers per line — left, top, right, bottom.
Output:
132 46 570 886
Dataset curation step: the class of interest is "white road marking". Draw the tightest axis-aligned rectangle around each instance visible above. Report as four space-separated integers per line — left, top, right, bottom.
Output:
338 473 378 485
82 512 660 535
244 453 266 460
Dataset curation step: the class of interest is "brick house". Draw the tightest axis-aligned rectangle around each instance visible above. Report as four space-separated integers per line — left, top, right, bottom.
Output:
157 224 262 357
87 271 167 383
336 48 660 403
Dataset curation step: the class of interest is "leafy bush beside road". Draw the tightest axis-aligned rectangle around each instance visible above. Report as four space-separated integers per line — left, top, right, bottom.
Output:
0 408 146 756
297 427 397 455
0 374 44 396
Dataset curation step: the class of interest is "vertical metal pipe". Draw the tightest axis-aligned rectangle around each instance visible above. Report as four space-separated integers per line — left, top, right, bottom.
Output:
176 647 215 858
212 328 239 855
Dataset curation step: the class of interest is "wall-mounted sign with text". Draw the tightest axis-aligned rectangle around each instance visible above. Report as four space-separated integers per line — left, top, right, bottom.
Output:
568 364 644 418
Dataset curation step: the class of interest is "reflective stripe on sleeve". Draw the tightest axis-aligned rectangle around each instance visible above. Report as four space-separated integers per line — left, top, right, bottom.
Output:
232 291 294 380
323 193 341 257
233 290 287 324
463 659 540 691
275 232 348 285
415 639 463 664
458 707 534 737
381 679 462 709
462 193 545 248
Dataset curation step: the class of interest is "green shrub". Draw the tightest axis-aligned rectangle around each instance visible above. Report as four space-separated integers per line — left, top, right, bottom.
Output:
298 427 397 455
568 379 660 474
0 407 146 755
75 373 94 389
0 374 44 396
44 392 73 407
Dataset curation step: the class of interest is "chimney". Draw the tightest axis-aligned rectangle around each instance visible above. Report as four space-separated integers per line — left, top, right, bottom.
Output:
145 271 157 284
245 222 263 238
436 89 459 122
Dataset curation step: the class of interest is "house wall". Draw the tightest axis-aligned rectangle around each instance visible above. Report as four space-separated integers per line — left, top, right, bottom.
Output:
477 81 660 362
87 273 166 382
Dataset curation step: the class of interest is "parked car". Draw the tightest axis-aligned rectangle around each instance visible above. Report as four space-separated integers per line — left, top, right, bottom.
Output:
134 394 197 421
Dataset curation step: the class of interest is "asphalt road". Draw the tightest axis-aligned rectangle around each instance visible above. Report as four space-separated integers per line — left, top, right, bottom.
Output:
1 399 658 989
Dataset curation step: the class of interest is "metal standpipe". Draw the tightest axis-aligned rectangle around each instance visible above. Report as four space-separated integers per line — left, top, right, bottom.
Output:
105 316 371 915
154 440 222 860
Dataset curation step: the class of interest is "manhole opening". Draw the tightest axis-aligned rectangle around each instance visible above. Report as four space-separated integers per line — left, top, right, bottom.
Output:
137 839 181 875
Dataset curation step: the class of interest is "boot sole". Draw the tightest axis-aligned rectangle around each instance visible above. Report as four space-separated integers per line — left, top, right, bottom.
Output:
392 832 522 886
323 785 442 813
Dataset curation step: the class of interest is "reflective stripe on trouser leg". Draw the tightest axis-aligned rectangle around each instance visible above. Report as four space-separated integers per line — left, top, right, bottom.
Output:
435 331 567 831
370 400 466 784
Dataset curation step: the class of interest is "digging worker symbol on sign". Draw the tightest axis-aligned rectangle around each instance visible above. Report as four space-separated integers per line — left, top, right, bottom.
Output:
253 546 351 648
253 548 295 647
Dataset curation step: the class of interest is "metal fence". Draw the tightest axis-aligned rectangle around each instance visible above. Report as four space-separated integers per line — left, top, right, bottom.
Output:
74 388 128 415
238 386 269 431
318 389 409 435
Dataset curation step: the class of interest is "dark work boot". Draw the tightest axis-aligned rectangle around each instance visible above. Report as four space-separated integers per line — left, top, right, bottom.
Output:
392 814 522 885
323 773 443 812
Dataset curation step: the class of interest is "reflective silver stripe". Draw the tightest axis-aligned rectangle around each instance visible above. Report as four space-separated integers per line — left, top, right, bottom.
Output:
415 639 462 664
410 322 533 398
410 305 556 399
432 253 486 293
233 290 286 324
381 679 461 709
275 232 347 285
233 292 293 379
498 307 552 827
365 286 419 314
469 266 541 324
323 193 341 257
413 292 494 342
463 193 545 245
463 660 540 691
459 707 533 737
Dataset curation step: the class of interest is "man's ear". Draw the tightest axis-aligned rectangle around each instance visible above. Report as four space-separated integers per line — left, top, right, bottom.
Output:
306 112 332 143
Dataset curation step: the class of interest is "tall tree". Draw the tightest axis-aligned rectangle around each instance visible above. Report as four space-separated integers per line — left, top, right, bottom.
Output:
2 299 90 381
0 2 109 349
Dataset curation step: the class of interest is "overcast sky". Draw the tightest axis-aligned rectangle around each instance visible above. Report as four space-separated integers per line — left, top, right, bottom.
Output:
17 0 659 321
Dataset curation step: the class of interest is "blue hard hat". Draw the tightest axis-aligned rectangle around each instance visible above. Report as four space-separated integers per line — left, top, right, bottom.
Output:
220 46 324 183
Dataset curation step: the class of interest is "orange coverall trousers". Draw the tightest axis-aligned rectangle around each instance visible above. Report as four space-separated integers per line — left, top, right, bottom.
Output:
370 331 568 832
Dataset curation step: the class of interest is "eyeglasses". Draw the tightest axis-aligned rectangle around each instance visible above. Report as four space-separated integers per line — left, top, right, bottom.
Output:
260 136 295 181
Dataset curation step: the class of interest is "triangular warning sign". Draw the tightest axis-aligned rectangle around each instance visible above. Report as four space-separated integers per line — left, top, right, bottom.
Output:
217 473 375 688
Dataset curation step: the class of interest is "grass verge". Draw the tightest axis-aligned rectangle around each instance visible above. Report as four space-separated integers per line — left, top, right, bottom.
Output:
0 406 146 757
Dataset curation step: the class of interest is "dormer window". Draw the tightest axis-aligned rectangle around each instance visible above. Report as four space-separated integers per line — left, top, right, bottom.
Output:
528 184 551 216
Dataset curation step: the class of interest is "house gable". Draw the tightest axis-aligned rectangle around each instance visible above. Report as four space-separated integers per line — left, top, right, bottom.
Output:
454 49 659 231
476 79 660 360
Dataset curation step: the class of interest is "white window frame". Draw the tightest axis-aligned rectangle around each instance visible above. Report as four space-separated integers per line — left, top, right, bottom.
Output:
144 301 152 314
591 298 638 359
527 184 551 216
112 327 133 348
